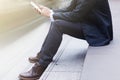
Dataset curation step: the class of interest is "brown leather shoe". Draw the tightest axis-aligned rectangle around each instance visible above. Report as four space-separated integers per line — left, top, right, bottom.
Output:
29 53 41 63
19 62 46 80
29 57 39 63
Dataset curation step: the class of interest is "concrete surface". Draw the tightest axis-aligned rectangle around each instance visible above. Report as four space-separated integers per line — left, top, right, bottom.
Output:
40 36 88 80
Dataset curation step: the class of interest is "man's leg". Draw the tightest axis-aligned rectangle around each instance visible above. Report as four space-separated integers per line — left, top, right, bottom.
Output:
19 20 84 79
38 20 85 67
29 21 63 63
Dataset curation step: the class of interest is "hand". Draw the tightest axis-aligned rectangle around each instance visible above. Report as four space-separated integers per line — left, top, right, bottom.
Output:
32 4 51 18
39 5 51 18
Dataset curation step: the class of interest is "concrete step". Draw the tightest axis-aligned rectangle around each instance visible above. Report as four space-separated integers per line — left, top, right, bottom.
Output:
40 36 88 80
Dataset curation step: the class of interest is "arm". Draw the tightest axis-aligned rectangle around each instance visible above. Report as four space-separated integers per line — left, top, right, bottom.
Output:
53 0 96 22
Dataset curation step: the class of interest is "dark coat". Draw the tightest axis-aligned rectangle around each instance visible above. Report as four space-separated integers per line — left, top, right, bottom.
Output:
53 0 113 46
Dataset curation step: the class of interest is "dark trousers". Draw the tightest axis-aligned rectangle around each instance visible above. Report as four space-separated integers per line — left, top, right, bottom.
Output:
38 20 85 67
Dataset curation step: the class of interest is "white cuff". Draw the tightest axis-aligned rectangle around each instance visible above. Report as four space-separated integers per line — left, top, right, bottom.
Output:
50 10 54 22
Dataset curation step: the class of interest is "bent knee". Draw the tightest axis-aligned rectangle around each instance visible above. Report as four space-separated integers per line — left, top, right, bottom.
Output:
52 20 63 26
51 20 64 30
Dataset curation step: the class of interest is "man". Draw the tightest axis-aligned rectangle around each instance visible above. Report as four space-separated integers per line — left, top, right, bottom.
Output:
19 0 113 79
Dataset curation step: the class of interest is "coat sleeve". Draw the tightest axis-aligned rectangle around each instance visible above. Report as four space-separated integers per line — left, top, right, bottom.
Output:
53 0 76 12
53 0 96 22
